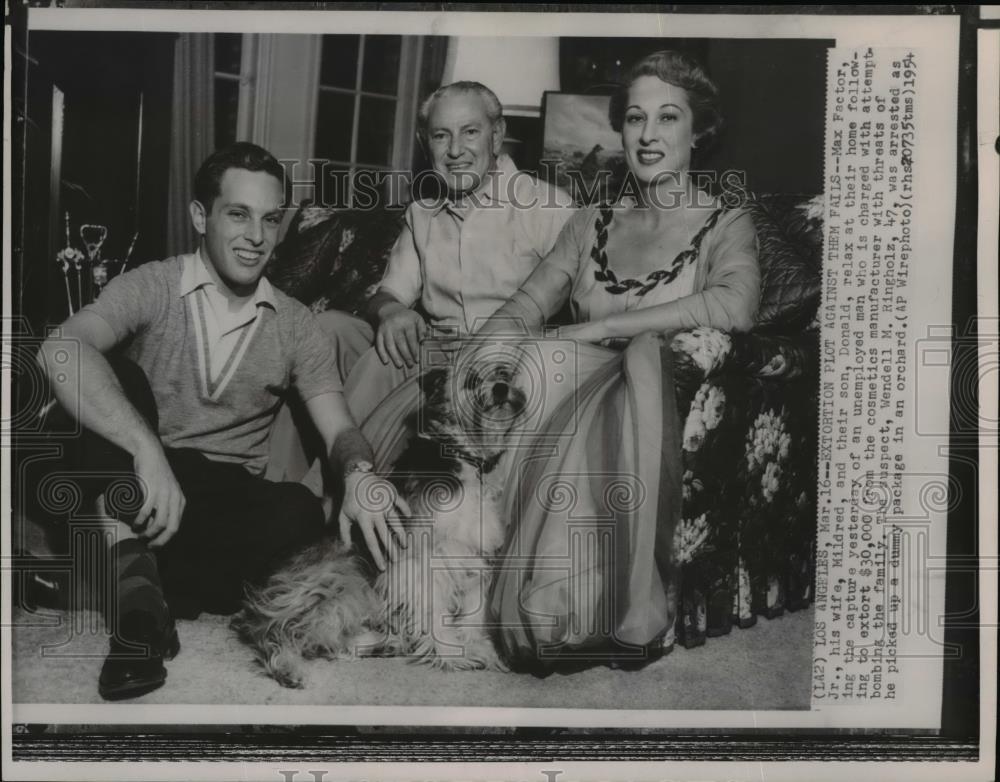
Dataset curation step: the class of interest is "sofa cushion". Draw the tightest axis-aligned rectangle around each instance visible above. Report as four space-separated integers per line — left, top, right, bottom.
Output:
744 192 824 332
267 205 404 316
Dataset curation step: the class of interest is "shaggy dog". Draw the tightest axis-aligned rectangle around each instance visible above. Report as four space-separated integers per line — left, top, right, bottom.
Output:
232 359 527 688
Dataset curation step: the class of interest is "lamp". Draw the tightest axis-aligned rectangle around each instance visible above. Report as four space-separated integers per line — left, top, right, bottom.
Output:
440 36 561 118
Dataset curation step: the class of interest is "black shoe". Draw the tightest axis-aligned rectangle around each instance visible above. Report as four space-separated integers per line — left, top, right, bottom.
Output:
98 612 180 701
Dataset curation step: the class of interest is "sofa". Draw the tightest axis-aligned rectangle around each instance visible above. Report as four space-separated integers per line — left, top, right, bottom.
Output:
265 187 824 650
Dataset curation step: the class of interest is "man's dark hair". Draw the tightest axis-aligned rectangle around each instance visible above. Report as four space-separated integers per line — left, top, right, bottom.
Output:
193 142 288 211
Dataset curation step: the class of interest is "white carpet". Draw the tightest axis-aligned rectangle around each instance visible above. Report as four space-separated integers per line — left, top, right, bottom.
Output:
11 604 814 711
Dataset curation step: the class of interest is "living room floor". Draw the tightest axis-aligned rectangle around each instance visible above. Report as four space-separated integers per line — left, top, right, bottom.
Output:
11 512 813 712
12 604 813 710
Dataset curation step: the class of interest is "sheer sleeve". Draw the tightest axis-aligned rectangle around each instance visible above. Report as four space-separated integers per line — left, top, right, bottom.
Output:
481 208 593 333
668 209 760 333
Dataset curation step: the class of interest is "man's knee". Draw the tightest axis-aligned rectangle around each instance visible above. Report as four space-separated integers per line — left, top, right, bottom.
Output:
313 309 374 382
314 308 374 342
56 357 159 521
343 345 419 424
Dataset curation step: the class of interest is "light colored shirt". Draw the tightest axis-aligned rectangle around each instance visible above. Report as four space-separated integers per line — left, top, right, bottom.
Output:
379 154 575 334
180 251 278 385
82 254 342 475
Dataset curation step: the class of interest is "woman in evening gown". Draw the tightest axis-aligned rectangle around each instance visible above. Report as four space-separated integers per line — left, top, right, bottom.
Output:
359 50 761 670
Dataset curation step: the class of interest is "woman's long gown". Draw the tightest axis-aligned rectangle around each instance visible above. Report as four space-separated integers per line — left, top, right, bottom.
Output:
357 201 759 668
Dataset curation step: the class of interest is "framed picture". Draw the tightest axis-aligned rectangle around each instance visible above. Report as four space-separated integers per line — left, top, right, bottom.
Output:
541 92 626 203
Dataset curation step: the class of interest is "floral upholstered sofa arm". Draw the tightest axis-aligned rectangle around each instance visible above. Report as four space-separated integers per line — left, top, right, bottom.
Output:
659 187 824 647
664 323 820 648
667 326 819 395
725 329 820 380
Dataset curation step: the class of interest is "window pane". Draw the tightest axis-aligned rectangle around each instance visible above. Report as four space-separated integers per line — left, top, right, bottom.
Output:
315 91 356 162
320 35 360 89
355 96 395 167
214 33 242 75
352 168 398 208
214 77 239 150
361 35 402 95
321 165 352 209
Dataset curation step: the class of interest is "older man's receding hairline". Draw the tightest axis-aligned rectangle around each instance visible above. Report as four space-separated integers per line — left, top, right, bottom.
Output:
417 81 504 135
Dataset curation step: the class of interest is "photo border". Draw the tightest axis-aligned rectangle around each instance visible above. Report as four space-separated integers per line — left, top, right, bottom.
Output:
2 1 993 776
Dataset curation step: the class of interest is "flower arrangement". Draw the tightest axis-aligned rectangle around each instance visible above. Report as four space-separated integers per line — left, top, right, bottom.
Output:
54 214 136 314
55 251 85 317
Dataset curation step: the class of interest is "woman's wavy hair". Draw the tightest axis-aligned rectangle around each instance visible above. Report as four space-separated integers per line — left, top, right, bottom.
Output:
608 50 723 154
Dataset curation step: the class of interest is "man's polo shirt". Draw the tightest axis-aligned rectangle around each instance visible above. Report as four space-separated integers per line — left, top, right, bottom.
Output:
379 154 575 334
81 253 342 475
180 250 277 391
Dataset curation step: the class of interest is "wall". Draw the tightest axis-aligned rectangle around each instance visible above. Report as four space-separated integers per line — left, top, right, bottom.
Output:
559 37 832 196
21 30 175 328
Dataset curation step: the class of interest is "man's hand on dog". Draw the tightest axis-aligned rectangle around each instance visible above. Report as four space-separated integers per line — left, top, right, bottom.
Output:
375 302 427 369
338 472 410 570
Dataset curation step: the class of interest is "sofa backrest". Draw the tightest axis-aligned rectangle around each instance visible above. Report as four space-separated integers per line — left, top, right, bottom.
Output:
746 193 824 332
268 193 824 331
267 205 405 317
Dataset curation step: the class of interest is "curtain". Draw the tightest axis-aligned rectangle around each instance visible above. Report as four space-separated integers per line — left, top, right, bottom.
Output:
419 36 449 101
165 34 215 259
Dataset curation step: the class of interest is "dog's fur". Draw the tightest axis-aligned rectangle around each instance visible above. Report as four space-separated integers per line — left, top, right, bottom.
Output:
232 360 527 688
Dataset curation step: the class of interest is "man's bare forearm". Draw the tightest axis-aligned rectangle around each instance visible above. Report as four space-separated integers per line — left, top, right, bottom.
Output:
365 289 407 329
38 338 161 458
330 427 375 474
303 391 376 477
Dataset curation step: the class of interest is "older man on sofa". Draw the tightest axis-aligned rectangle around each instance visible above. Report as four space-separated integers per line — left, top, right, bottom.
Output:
268 80 574 481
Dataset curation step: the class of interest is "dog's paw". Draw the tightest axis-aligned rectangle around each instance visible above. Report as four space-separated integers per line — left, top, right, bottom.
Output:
476 645 510 673
270 666 305 689
431 640 506 672
263 650 307 689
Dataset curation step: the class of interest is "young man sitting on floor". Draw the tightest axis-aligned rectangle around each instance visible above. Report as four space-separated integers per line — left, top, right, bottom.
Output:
36 142 407 701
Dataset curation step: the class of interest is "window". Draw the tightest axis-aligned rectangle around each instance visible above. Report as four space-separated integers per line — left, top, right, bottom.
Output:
314 35 418 204
201 33 420 208
213 33 243 149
